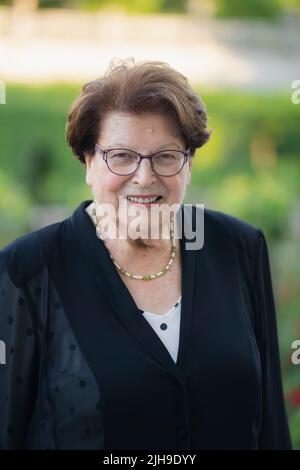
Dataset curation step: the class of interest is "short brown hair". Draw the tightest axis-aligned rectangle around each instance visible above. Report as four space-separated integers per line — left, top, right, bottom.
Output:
65 58 211 164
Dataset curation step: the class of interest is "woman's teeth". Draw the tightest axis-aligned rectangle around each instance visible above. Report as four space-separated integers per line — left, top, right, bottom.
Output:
126 196 161 204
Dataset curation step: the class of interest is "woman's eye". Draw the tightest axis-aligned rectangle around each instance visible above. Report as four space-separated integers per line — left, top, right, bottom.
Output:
111 153 133 159
156 153 176 160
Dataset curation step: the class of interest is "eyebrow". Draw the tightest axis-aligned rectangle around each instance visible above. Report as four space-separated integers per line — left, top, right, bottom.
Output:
108 143 183 151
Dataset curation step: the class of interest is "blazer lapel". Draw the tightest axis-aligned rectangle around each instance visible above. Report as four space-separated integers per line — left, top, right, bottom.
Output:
70 201 200 381
175 205 198 369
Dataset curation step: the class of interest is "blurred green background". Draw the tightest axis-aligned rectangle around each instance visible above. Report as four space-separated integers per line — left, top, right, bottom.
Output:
0 0 300 449
1 0 300 15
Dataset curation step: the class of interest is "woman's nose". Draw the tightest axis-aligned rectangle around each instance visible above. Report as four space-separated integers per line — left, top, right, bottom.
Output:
131 157 157 184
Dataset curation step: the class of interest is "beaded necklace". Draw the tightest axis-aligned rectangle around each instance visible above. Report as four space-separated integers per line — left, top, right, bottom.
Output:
91 200 176 281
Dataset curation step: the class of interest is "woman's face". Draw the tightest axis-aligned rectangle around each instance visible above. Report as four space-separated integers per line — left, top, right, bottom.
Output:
85 111 192 238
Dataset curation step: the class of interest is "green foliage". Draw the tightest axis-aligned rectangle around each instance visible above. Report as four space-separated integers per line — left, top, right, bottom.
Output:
214 0 282 19
38 0 187 13
280 0 300 9
2 0 299 16
39 0 64 7
188 89 300 239
199 164 298 240
289 408 300 447
0 171 32 246
17 140 55 204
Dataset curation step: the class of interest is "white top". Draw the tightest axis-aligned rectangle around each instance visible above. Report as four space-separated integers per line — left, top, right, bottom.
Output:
142 295 182 363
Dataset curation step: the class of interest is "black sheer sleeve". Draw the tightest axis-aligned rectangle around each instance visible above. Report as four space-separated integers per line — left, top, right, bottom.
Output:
254 230 292 449
0 255 40 449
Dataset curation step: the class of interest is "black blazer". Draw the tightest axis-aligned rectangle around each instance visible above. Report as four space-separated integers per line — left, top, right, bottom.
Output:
0 200 292 449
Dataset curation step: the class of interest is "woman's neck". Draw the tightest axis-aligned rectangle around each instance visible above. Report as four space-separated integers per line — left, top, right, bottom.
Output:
86 201 176 255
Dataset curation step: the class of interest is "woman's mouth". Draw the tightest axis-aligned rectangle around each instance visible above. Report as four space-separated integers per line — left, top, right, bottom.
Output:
125 195 162 207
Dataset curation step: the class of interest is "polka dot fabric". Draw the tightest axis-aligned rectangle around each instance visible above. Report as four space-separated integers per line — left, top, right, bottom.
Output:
0 267 104 449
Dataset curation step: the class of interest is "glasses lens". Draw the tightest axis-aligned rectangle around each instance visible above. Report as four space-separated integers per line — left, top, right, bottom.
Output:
106 149 139 175
152 151 185 176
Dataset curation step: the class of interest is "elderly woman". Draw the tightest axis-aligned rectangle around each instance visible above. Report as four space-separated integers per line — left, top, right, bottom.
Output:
0 59 292 450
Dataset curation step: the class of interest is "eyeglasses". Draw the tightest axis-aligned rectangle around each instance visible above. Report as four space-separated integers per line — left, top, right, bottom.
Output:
95 143 190 177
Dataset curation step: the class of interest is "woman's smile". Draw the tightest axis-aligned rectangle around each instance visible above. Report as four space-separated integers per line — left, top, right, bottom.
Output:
125 194 163 207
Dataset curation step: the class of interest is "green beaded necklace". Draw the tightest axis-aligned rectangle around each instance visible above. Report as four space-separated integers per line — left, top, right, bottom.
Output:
91 200 176 281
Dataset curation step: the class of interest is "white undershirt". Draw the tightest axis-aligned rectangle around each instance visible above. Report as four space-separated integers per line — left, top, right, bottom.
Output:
142 295 182 363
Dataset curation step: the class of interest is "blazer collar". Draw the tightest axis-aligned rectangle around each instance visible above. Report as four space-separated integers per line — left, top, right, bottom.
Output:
70 200 201 381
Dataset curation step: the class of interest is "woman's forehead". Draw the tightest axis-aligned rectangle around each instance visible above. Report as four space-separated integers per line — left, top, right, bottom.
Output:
99 111 183 145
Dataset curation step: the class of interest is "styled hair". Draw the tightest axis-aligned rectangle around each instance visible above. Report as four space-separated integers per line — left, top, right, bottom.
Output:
65 58 211 164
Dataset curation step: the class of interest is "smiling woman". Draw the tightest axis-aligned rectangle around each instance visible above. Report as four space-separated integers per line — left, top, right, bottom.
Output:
0 58 292 450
